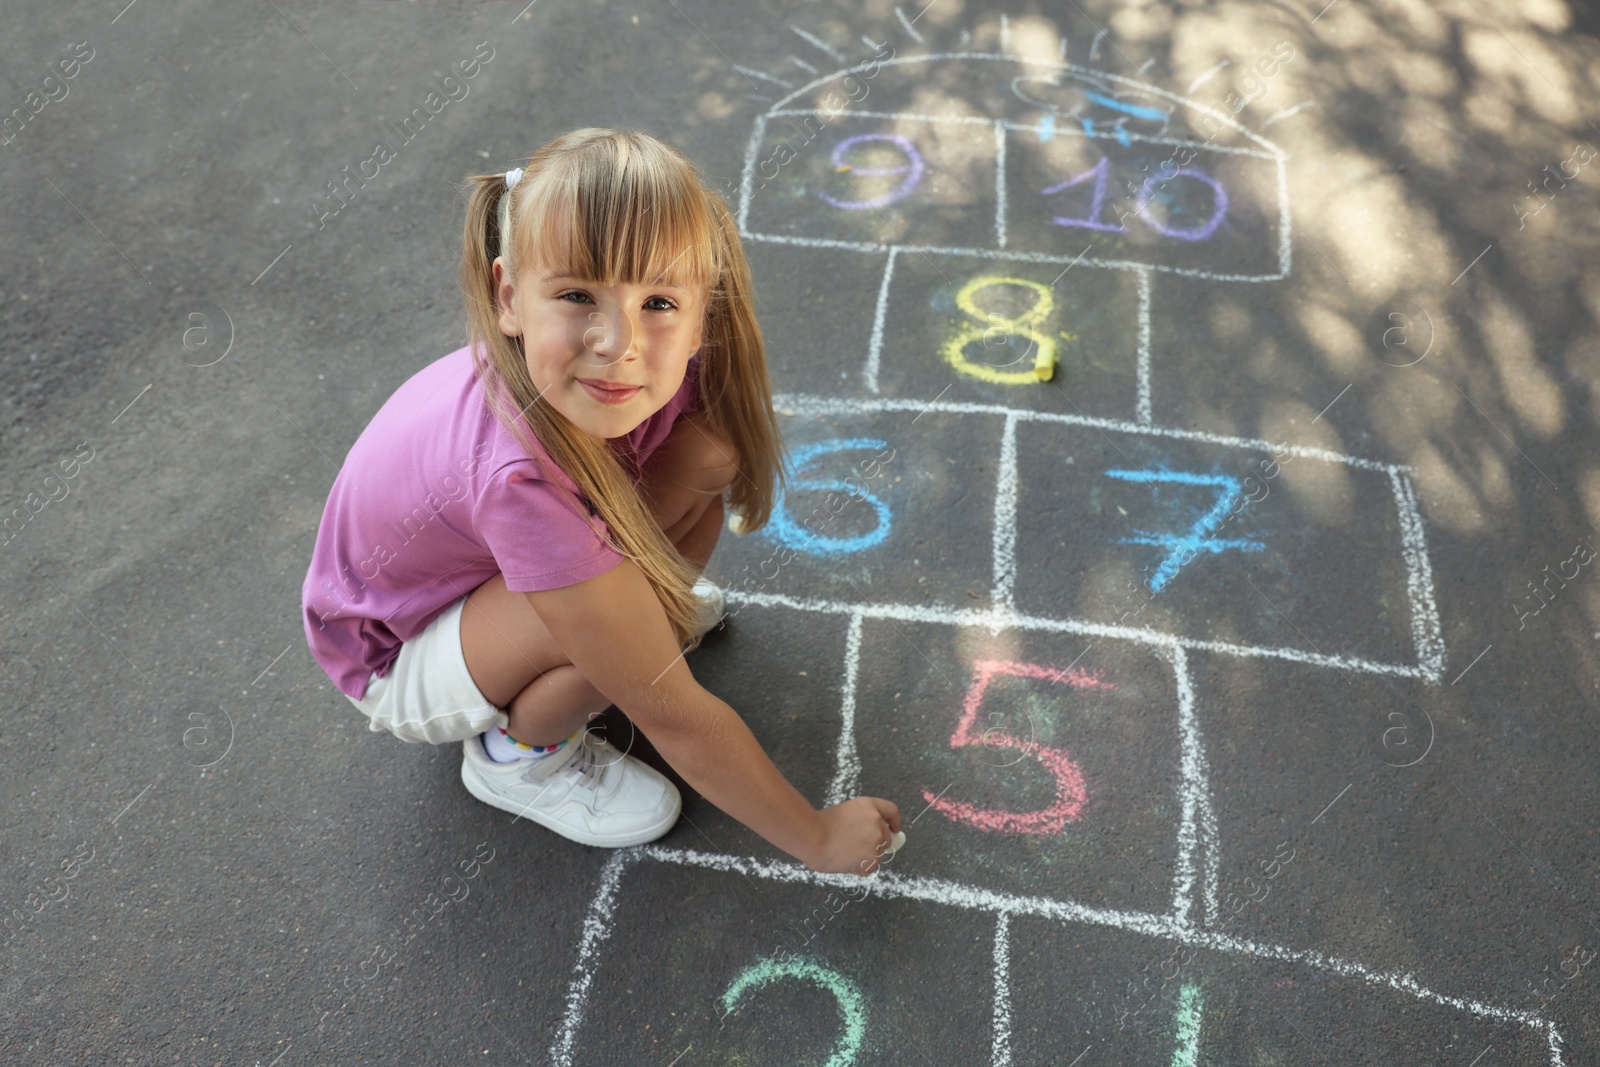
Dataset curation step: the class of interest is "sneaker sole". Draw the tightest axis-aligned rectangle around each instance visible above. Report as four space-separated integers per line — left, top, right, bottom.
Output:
460 746 682 848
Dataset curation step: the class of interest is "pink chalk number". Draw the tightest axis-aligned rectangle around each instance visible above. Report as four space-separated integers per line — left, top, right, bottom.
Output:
923 659 1110 835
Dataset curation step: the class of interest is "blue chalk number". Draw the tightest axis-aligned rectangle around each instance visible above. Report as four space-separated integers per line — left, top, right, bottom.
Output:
1105 469 1265 592
768 438 894 557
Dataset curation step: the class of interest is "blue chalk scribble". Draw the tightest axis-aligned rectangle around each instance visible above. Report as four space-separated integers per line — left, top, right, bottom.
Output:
1105 469 1265 592
1082 91 1170 124
1037 113 1056 142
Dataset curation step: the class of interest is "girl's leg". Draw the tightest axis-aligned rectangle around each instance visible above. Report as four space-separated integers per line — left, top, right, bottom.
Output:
460 412 740 747
460 573 611 748
675 493 725 574
637 411 741 573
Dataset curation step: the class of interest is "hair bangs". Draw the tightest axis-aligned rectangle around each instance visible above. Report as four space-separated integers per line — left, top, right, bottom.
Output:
515 138 719 296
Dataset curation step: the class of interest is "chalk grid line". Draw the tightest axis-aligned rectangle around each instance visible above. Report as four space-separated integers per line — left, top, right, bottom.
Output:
745 227 1288 285
776 392 1398 473
1135 265 1153 425
765 107 1281 162
993 120 1008 251
766 55 1287 162
824 610 867 807
864 245 898 394
552 846 1563 1065
991 412 1020 613
992 910 1013 1067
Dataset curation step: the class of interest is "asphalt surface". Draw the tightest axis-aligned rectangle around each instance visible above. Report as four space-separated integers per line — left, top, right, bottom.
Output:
3 1 1600 1064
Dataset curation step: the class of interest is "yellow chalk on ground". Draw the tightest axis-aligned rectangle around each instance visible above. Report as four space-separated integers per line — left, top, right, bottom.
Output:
1033 346 1056 381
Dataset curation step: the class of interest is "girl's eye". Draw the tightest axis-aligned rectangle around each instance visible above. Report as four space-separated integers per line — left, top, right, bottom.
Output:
556 289 675 310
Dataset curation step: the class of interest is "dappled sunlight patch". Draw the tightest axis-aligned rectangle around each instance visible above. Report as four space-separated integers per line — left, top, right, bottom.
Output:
1472 440 1516 511
1008 16 1064 65
1258 401 1356 527
1311 163 1417 291
1412 440 1488 533
1462 27 1581 126
1475 291 1564 438
1296 302 1370 378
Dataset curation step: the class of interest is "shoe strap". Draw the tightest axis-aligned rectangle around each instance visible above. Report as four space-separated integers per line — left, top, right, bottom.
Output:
568 732 607 790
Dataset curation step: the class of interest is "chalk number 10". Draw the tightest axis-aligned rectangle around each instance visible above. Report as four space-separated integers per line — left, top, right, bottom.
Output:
1045 155 1229 242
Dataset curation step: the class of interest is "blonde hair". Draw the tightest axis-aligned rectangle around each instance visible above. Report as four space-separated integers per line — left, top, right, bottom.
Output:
458 128 786 651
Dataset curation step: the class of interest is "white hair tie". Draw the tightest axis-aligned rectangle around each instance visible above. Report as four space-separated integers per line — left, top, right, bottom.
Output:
505 167 524 190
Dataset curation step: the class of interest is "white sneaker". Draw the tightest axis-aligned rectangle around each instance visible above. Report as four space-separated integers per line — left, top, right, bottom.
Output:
460 730 681 847
691 578 726 639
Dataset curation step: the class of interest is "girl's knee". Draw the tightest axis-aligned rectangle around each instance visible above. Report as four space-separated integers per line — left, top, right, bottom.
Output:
655 414 740 494
686 418 740 490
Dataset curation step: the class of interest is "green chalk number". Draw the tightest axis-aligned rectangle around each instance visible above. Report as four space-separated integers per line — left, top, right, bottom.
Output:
1170 983 1203 1067
719 957 867 1067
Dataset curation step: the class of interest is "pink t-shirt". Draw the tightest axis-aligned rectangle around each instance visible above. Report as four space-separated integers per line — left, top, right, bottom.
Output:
302 342 701 700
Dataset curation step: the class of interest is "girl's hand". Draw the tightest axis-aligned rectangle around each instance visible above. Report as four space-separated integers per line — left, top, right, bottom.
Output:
805 797 902 876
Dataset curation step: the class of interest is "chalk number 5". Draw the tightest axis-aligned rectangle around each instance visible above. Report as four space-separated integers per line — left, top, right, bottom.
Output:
923 659 1111 835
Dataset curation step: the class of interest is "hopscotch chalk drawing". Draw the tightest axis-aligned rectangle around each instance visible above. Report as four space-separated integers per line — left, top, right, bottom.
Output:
551 31 1562 1067
735 48 1289 419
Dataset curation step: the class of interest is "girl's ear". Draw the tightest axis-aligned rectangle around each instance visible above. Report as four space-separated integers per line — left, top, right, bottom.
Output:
492 257 521 337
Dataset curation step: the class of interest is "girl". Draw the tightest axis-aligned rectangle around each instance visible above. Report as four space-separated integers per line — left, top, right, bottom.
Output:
301 128 900 876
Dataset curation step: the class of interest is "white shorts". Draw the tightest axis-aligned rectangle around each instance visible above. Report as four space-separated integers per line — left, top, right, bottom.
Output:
345 596 509 744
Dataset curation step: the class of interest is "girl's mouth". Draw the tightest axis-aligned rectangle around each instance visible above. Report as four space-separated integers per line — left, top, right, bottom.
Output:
579 379 641 405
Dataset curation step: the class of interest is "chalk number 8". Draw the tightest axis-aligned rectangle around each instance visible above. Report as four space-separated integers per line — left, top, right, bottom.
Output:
942 276 1064 385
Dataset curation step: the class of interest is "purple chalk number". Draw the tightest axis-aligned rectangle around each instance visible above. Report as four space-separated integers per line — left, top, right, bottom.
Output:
1042 156 1128 233
1045 156 1228 242
820 133 925 210
1136 167 1228 241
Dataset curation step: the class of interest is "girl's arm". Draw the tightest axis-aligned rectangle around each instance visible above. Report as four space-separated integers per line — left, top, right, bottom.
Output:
525 559 900 874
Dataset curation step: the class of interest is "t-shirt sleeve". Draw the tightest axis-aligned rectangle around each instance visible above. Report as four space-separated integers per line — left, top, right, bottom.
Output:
475 462 625 592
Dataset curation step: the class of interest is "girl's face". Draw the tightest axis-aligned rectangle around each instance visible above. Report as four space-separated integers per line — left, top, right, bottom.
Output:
493 255 706 441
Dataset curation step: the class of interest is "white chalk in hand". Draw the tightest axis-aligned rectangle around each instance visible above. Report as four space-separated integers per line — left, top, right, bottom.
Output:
886 831 906 855
728 511 749 535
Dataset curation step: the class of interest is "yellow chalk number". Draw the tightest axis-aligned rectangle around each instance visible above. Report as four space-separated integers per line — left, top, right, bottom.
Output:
942 275 1062 384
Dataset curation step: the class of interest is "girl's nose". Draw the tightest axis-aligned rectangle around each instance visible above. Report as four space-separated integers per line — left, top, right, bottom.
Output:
580 306 637 364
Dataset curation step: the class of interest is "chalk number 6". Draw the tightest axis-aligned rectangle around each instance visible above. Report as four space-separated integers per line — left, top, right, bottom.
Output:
767 439 893 557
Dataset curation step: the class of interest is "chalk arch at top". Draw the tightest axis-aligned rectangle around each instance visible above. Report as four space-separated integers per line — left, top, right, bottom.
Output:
737 52 1291 283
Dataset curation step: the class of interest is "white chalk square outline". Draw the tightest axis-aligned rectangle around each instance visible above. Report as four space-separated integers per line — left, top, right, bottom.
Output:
748 395 1447 685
